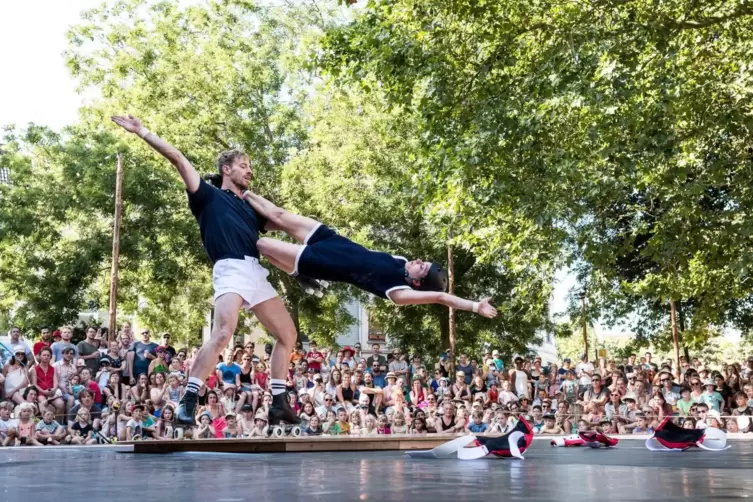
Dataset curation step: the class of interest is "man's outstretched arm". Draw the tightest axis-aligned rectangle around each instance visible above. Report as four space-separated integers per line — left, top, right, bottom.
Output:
111 115 200 193
389 290 498 318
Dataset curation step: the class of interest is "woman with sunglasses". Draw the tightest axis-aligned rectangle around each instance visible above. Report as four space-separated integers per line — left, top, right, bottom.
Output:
237 354 260 413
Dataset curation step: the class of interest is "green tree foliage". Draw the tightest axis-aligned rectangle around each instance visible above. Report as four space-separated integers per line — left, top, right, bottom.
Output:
322 0 753 350
0 0 353 345
281 87 553 357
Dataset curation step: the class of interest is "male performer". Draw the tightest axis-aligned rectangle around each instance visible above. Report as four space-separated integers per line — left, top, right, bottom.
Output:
111 114 299 426
241 191 498 318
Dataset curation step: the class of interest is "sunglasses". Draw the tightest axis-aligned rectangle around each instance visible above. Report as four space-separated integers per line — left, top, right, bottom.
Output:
324 398 333 402
660 379 669 382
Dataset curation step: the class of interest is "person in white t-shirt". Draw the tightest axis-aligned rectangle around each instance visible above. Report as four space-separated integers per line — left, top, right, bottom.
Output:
0 326 34 366
0 401 19 446
575 353 594 393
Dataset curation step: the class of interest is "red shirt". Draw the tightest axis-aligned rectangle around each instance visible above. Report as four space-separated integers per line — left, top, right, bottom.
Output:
34 364 55 391
255 372 268 389
488 388 499 403
306 351 324 371
33 340 51 356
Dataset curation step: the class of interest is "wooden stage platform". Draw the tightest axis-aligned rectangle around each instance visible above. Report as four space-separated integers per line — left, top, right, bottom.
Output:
125 434 459 454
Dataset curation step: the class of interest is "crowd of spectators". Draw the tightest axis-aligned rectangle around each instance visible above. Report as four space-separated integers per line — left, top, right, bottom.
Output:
1 322 752 445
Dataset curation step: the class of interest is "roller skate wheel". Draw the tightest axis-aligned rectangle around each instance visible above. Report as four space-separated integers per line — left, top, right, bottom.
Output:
291 426 302 437
262 426 270 437
314 290 324 298
132 434 142 441
273 426 284 438
318 281 330 288
174 428 184 440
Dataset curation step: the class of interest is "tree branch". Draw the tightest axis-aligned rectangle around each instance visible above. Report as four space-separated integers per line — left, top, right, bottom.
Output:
666 5 753 30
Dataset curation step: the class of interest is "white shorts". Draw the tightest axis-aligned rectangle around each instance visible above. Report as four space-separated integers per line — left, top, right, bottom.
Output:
213 256 278 310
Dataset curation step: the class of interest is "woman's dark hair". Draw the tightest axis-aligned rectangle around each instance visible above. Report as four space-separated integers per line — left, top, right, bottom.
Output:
23 386 38 399
39 347 52 357
207 149 248 187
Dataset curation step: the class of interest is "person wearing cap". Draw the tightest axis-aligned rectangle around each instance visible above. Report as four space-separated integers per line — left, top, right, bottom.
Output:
0 326 34 366
705 409 725 429
381 372 399 407
3 345 30 405
341 346 356 369
540 412 564 434
222 411 240 438
700 378 724 412
558 358 572 381
239 192 499 318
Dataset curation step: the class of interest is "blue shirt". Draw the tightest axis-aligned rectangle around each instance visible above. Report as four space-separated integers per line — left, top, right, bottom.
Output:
700 391 724 412
367 370 386 388
130 341 158 375
187 178 268 263
216 362 242 385
297 225 411 300
468 422 489 433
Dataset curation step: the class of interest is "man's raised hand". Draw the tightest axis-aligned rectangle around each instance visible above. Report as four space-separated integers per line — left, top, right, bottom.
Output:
111 114 143 134
478 297 498 319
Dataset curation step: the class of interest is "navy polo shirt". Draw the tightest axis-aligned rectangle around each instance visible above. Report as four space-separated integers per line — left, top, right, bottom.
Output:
297 225 411 300
187 178 268 263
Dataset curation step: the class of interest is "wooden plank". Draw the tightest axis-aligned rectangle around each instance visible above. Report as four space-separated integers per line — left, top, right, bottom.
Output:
128 434 458 454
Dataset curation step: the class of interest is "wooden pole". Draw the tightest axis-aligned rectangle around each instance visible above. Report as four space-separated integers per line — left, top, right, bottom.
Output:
108 153 124 342
581 294 589 360
447 237 456 377
670 299 681 380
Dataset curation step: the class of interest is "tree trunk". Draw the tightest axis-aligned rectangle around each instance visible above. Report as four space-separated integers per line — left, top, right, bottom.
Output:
581 295 589 360
107 153 124 343
670 299 681 379
447 238 456 377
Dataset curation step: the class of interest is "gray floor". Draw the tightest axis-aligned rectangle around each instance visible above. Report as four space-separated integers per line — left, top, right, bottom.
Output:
1 439 752 501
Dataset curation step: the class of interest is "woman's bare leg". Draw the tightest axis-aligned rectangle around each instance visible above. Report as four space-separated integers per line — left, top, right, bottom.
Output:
246 193 320 243
257 238 303 274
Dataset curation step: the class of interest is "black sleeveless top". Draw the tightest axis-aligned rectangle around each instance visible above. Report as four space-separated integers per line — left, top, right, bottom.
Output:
341 385 354 402
240 367 253 385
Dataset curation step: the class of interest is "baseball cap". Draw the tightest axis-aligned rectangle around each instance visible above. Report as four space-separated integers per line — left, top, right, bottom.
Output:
492 350 500 356
241 404 253 412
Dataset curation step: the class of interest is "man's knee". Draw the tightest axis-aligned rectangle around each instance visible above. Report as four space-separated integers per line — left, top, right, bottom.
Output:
211 326 234 347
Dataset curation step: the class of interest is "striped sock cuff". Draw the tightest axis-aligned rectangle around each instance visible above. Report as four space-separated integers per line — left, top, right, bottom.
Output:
186 376 203 394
